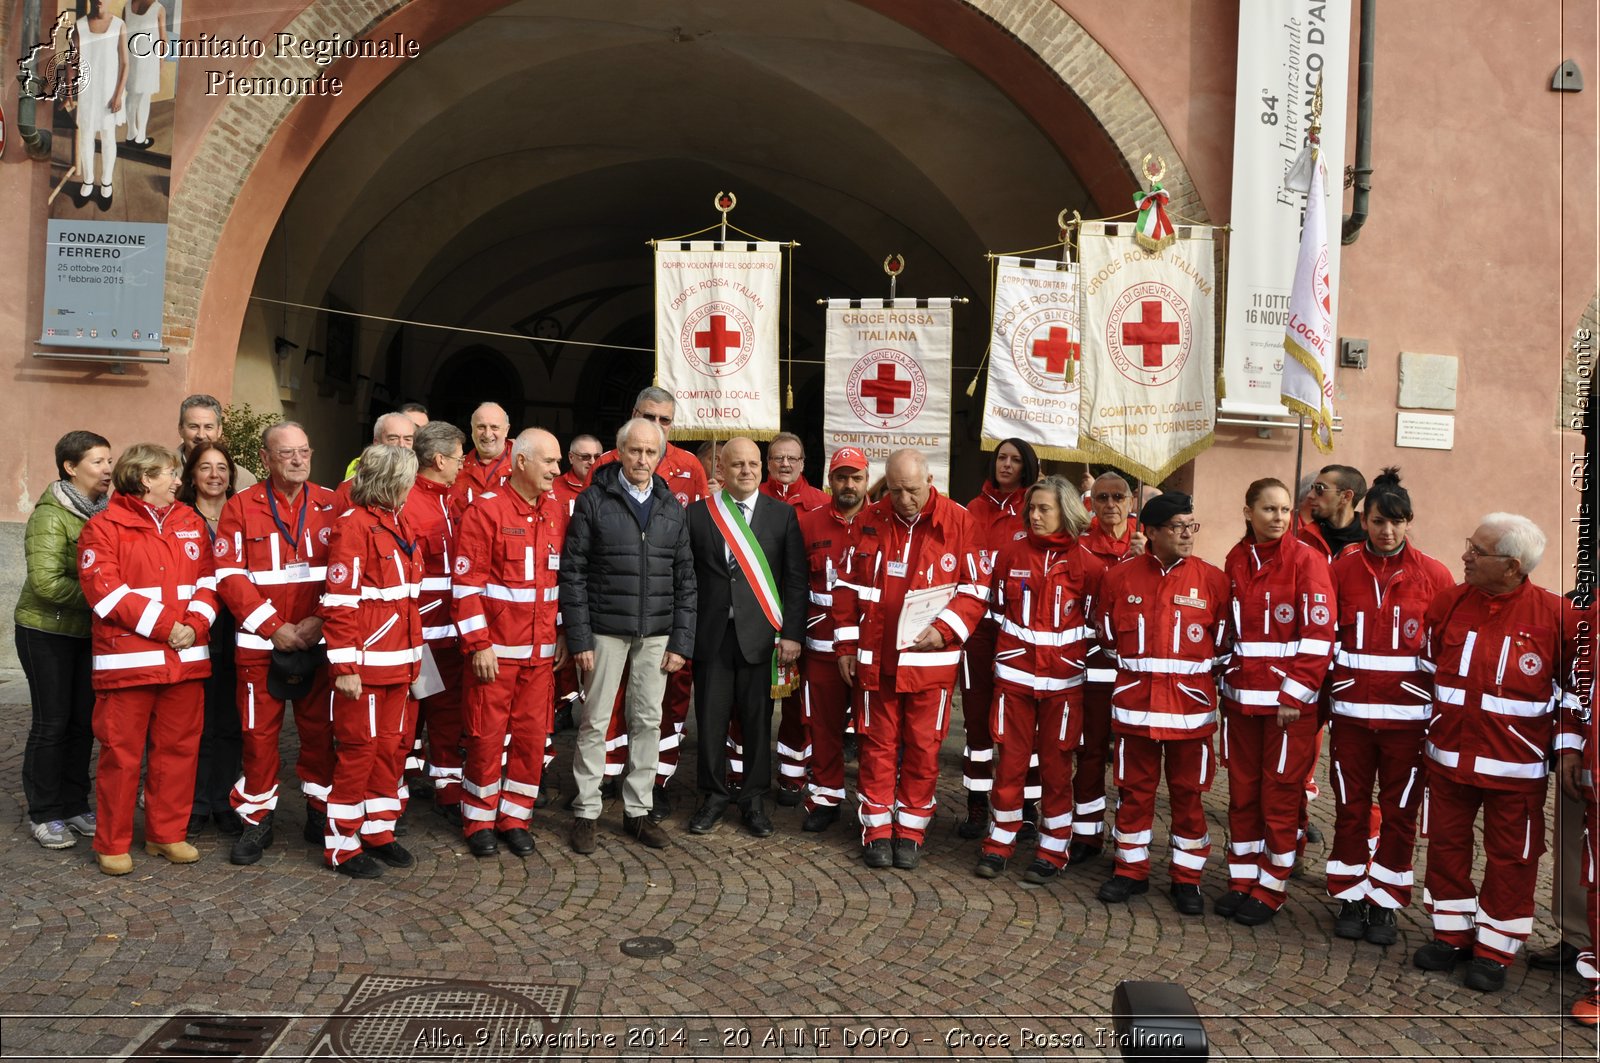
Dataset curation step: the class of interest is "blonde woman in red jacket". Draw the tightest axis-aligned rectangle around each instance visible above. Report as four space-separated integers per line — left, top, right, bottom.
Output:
1218 477 1336 924
320 444 424 879
78 444 218 875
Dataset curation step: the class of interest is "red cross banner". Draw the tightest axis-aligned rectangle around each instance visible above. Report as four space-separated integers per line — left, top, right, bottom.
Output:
1077 221 1217 483
654 240 783 438
980 257 1081 458
823 298 954 491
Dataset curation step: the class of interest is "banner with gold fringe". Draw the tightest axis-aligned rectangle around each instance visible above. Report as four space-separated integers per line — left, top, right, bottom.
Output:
980 257 1082 457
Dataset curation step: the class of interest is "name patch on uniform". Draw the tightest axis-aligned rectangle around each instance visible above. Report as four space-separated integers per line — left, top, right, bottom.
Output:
1009 569 1032 578
175 529 201 539
1173 594 1207 608
502 526 527 536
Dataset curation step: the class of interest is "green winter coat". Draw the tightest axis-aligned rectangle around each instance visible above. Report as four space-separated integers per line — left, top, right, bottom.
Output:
14 485 92 638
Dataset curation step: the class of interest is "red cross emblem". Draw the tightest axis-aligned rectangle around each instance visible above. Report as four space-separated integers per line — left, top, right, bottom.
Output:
694 314 741 365
1120 300 1180 368
1105 282 1192 387
846 348 927 429
1031 326 1080 379
860 362 913 416
679 302 754 377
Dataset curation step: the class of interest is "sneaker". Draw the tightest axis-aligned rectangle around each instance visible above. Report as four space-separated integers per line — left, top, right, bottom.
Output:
623 814 671 849
1097 875 1150 903
1022 859 1060 885
1413 939 1469 971
229 813 275 865
31 820 74 850
570 817 598 854
862 839 893 869
957 794 988 839
1169 883 1204 915
1234 897 1278 926
1364 905 1399 946
1463 957 1508 992
65 812 97 837
1214 890 1250 918
892 839 922 870
333 852 384 880
1570 988 1600 1027
1335 900 1369 939
974 853 1007 879
364 841 415 868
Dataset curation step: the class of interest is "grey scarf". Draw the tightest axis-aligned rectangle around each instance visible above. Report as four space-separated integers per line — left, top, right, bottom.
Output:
54 479 108 521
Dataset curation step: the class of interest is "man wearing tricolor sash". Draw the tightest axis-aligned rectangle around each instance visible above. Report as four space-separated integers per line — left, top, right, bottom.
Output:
684 438 807 839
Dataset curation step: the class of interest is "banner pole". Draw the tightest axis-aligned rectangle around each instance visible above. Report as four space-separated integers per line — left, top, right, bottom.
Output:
1293 414 1307 498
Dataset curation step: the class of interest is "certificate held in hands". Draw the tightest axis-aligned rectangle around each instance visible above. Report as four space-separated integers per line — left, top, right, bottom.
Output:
897 583 958 649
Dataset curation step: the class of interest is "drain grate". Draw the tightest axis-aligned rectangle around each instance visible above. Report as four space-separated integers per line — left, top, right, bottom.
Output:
310 975 573 1061
125 1014 289 1060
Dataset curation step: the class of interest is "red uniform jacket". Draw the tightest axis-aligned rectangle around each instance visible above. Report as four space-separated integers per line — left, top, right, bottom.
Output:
214 480 341 663
550 469 585 518
403 476 460 647
967 482 1026 622
830 490 987 693
797 503 864 658
590 441 709 509
1095 552 1231 739
451 442 512 509
761 476 828 513
1328 541 1455 729
1421 579 1582 791
79 495 217 690
1220 534 1337 716
988 529 1105 696
451 487 568 665
321 504 424 686
1080 516 1144 683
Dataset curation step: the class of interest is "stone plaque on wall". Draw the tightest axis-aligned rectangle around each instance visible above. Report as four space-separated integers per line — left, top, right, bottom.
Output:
1397 351 1458 410
1396 412 1455 450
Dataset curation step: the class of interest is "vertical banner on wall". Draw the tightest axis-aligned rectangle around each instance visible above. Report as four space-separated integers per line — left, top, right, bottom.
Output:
980 257 1082 456
1078 222 1216 484
39 1 183 351
654 240 783 438
1220 0 1350 414
823 298 953 492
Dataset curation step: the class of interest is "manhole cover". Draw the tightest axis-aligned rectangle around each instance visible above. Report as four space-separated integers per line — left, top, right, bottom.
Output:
310 976 572 1060
125 1014 289 1060
620 935 675 958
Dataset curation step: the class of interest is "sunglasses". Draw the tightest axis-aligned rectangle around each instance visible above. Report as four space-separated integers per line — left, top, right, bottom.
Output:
1092 492 1128 503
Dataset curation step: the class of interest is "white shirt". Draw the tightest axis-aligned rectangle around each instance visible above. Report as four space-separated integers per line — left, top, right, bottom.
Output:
622 476 653 504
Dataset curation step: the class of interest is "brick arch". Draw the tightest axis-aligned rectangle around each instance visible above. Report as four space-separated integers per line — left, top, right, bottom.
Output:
177 0 1197 397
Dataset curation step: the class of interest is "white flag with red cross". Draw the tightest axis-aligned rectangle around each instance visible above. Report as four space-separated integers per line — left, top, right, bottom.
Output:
1280 142 1337 452
822 298 953 492
1077 221 1217 483
981 257 1081 456
654 240 782 438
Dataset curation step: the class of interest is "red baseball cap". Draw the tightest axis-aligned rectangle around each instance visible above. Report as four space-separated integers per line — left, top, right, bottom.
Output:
829 446 869 473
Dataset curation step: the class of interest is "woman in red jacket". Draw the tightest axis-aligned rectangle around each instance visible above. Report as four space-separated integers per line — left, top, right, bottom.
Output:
1323 468 1454 945
320 444 424 879
974 475 1102 882
959 437 1039 838
78 443 217 875
1218 477 1336 924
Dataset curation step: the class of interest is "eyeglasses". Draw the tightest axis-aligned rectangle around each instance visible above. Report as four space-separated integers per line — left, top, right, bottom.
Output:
637 413 673 426
269 447 311 459
770 455 802 464
1092 492 1128 503
570 452 602 462
1167 522 1202 536
1464 539 1513 560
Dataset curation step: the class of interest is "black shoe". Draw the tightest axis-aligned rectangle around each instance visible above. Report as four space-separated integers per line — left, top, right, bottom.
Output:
802 806 840 833
1335 899 1369 940
303 808 326 846
497 828 535 857
1364 905 1399 946
1234 897 1278 926
1023 859 1060 885
957 794 989 839
1414 939 1470 971
975 853 1007 879
187 812 209 837
534 783 556 809
229 813 274 866
1097 875 1150 903
1304 823 1323 844
742 801 775 838
213 809 244 836
775 783 804 808
1018 800 1039 844
600 777 620 800
466 830 500 857
1065 840 1103 868
1169 883 1205 915
863 839 893 868
687 798 728 835
892 839 921 870
648 785 671 824
434 803 461 826
96 185 113 211
1529 940 1582 971
1214 890 1250 918
1464 957 1508 992
70 185 91 209
364 841 415 868
334 852 384 880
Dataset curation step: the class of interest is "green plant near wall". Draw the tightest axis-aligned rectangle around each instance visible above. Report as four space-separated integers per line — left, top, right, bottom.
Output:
222 402 279 482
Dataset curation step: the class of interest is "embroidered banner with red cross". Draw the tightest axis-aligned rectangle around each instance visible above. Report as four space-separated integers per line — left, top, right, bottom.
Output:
822 297 953 492
654 240 783 438
981 257 1082 459
1077 221 1216 483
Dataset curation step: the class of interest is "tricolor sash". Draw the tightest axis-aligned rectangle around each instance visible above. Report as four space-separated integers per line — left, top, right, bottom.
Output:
708 492 783 630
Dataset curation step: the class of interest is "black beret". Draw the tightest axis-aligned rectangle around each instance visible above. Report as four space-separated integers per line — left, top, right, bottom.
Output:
1139 491 1193 529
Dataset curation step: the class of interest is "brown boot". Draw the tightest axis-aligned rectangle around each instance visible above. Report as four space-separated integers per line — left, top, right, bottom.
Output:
570 817 598 855
96 852 133 876
144 840 200 864
624 814 671 849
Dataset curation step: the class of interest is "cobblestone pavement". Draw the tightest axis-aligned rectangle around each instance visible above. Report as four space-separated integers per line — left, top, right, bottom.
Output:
2 669 1596 1061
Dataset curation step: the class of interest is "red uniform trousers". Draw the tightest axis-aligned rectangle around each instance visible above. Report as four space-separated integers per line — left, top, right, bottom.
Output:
326 684 408 867
774 692 808 792
92 681 204 856
856 685 953 845
983 689 1081 865
1110 733 1214 884
1072 680 1113 847
461 663 554 834
802 654 852 811
1422 773 1546 966
1325 720 1425 908
1223 709 1321 908
959 621 999 794
418 647 466 808
654 668 694 786
230 661 335 824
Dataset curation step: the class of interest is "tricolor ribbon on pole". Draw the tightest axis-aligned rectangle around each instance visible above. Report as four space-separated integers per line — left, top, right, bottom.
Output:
1133 183 1176 252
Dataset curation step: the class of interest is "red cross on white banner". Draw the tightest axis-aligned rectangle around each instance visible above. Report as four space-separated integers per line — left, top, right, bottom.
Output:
859 361 913 417
694 314 742 364
1031 326 1080 378
1121 300 1181 368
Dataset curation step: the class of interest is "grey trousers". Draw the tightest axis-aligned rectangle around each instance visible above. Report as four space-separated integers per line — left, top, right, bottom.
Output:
571 634 671 820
